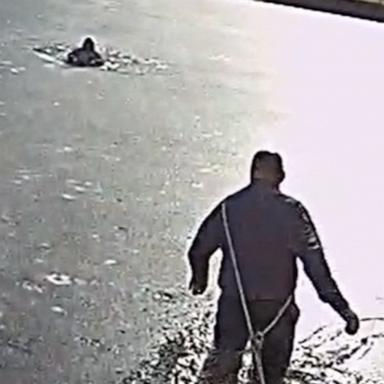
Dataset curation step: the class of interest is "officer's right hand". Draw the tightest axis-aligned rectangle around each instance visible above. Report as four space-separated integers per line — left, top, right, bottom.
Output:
341 309 360 335
188 277 207 296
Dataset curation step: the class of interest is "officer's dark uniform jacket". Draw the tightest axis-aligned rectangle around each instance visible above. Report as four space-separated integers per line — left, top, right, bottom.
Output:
188 180 350 314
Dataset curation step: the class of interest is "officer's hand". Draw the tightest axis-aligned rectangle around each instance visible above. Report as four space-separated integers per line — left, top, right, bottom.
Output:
342 309 360 335
188 277 207 296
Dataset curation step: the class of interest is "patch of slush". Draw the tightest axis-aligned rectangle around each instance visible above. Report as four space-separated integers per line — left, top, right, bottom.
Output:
122 288 384 384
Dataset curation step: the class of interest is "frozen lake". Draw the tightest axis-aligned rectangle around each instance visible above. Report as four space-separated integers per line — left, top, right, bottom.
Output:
0 0 383 382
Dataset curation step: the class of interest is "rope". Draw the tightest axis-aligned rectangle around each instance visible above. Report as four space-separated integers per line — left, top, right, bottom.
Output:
221 202 292 384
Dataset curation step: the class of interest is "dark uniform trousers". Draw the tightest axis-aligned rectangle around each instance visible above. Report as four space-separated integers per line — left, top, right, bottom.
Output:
198 295 300 384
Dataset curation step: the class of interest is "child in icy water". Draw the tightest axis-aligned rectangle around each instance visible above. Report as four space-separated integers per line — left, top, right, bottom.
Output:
66 37 104 67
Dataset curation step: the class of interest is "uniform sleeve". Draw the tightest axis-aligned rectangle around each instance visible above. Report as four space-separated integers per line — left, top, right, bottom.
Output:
187 203 224 285
293 201 351 315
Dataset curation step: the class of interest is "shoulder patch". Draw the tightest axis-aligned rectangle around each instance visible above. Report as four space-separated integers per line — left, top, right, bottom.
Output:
279 193 322 251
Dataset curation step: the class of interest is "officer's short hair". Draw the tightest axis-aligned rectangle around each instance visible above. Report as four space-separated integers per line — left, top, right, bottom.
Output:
250 150 284 182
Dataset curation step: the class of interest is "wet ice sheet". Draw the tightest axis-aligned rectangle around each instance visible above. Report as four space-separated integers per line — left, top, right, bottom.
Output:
32 42 168 75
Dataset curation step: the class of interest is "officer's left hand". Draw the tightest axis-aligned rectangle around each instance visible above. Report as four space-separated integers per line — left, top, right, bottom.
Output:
344 310 360 335
340 308 360 335
188 277 207 296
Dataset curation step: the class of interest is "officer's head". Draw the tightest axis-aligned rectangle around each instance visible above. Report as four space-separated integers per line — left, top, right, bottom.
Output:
250 150 285 189
82 37 95 52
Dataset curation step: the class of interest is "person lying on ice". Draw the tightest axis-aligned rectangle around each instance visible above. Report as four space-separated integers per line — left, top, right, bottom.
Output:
187 150 359 384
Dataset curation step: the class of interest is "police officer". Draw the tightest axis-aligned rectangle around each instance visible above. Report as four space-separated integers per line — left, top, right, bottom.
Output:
187 150 359 384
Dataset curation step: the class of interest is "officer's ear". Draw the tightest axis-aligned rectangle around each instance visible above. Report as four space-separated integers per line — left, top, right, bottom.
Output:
252 167 263 181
